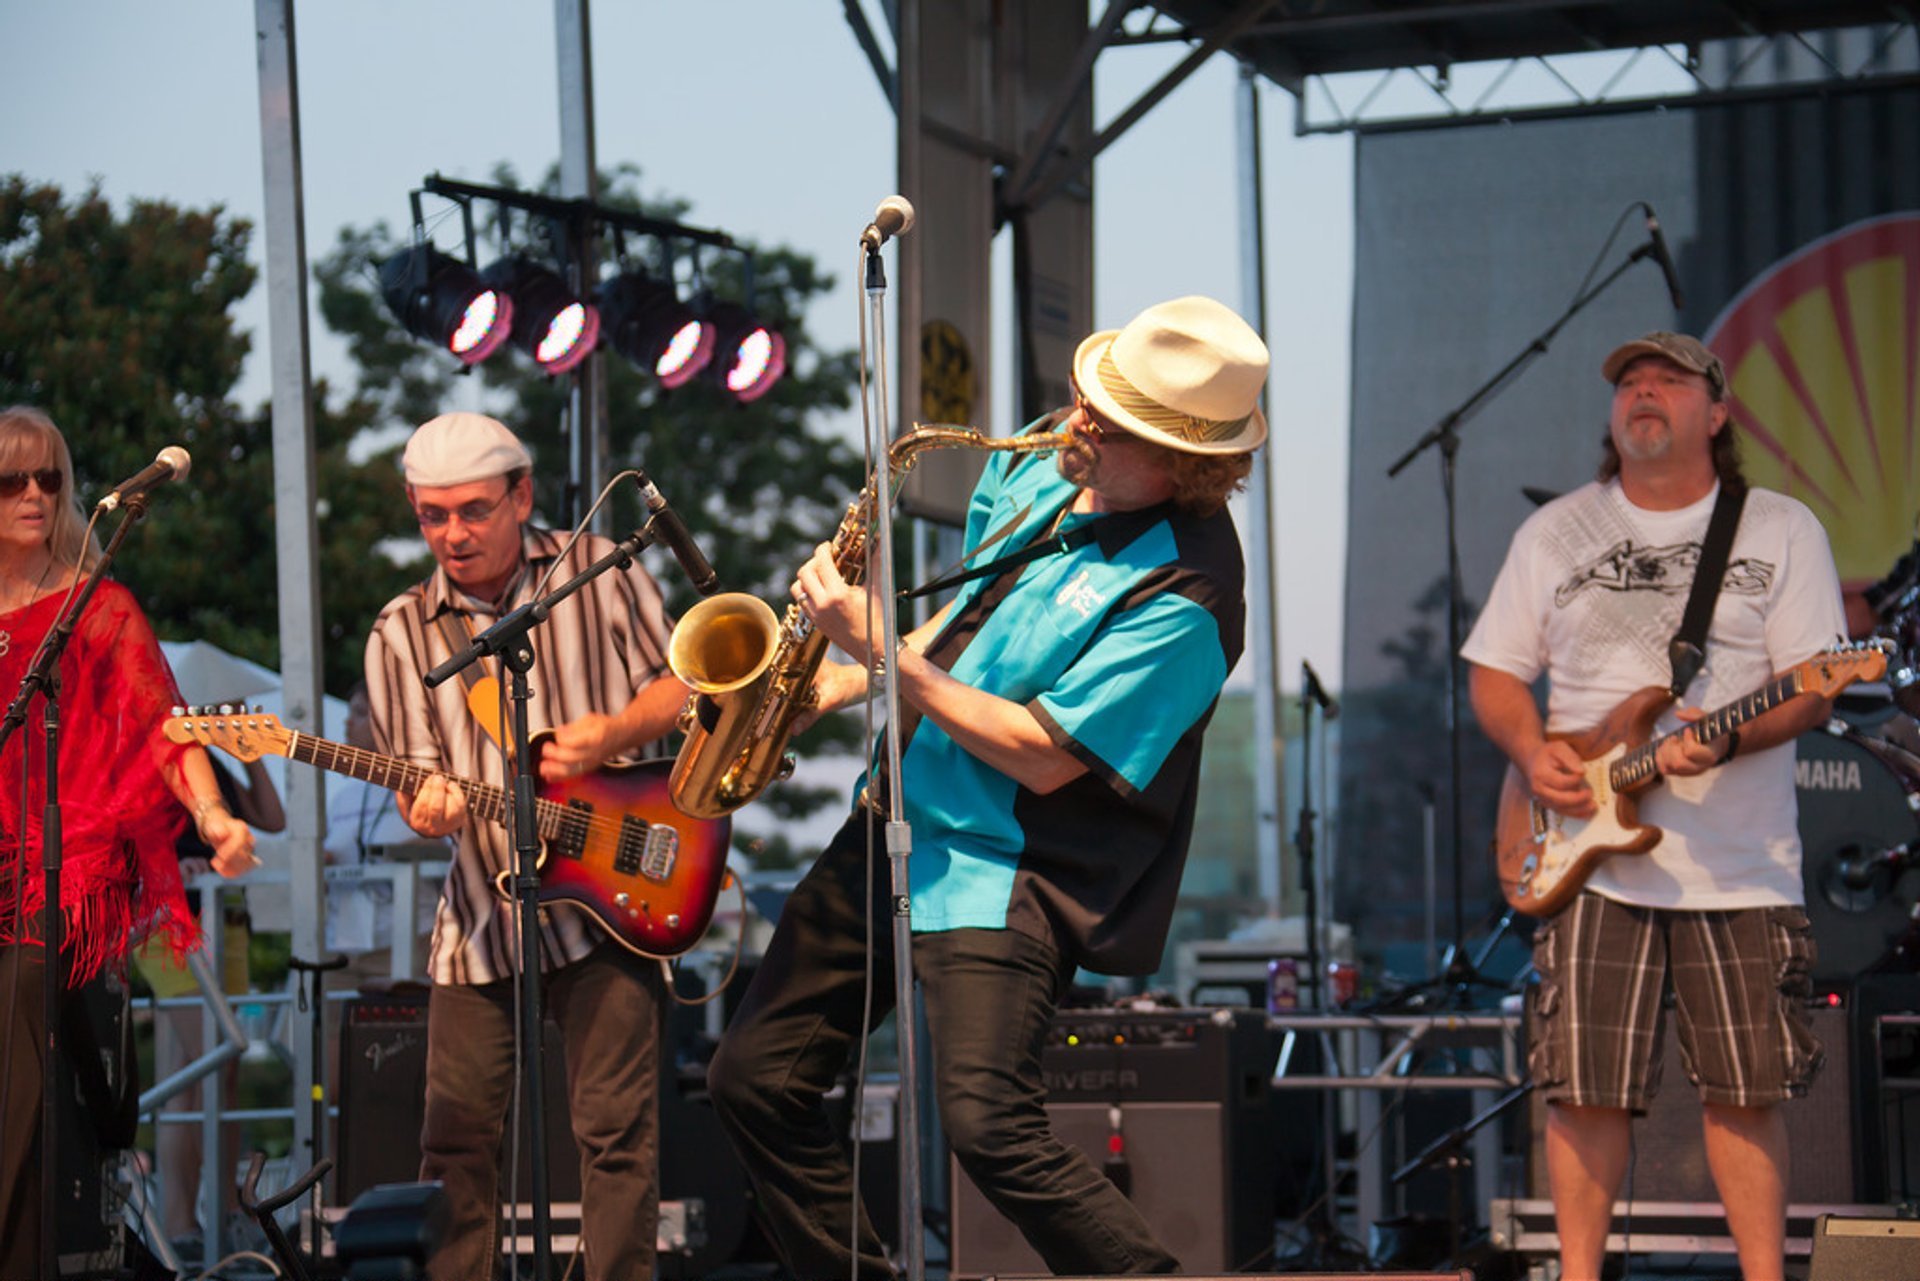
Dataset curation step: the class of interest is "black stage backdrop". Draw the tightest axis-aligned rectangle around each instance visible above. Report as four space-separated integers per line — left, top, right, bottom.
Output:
1339 84 1920 960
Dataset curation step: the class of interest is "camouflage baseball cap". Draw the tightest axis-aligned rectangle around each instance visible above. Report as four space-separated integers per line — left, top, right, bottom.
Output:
1601 331 1727 400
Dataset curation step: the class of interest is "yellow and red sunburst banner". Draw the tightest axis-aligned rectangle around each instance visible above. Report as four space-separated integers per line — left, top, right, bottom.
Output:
1707 212 1920 590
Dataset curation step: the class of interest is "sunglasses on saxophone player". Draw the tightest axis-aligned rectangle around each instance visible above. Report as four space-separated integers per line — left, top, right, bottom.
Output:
0 469 63 497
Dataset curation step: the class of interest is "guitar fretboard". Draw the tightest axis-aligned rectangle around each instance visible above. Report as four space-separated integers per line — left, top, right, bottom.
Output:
1609 671 1801 791
288 733 581 844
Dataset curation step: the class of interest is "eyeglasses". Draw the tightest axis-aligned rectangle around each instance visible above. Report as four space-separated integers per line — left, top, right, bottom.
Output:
1071 387 1124 443
414 488 513 529
0 469 64 497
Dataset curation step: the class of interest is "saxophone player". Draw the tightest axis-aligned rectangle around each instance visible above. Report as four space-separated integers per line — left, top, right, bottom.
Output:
708 296 1269 1278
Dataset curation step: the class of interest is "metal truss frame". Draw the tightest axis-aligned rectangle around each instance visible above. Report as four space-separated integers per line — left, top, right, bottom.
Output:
1294 21 1920 134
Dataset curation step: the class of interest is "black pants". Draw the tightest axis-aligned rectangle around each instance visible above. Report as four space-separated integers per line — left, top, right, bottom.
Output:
708 815 1178 1279
418 940 663 1281
0 944 44 1281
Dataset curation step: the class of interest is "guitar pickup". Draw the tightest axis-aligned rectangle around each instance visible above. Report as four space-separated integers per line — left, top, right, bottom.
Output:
551 798 593 861
614 815 678 883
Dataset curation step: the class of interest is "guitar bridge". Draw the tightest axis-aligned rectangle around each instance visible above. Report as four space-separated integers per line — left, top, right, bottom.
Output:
615 815 679 883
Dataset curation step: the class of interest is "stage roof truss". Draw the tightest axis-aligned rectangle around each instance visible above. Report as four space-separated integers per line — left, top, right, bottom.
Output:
1296 23 1917 133
1132 3 1918 133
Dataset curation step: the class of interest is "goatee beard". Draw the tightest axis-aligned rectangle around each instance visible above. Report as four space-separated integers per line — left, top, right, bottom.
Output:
1056 442 1097 487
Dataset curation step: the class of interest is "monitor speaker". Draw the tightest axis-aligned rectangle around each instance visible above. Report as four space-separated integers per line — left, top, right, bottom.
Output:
1807 1213 1920 1280
1025 1273 1474 1280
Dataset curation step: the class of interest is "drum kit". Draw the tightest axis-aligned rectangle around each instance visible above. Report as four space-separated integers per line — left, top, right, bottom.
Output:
1803 538 1920 981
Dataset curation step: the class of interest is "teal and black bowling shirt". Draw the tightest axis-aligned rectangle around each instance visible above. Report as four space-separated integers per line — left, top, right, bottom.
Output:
866 431 1245 976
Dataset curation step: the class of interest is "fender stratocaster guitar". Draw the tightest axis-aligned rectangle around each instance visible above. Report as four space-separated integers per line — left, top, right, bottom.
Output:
163 710 731 958
1495 640 1891 916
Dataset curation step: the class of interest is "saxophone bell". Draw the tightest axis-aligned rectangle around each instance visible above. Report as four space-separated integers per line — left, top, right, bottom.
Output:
666 422 1071 820
669 593 782 694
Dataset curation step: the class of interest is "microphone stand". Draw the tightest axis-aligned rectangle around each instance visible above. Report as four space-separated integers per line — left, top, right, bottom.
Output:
1290 663 1342 1256
423 518 671 1280
1383 241 1659 1006
863 234 926 1281
0 497 150 1281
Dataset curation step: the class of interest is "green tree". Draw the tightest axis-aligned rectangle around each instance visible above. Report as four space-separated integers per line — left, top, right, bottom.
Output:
313 166 872 859
0 176 418 694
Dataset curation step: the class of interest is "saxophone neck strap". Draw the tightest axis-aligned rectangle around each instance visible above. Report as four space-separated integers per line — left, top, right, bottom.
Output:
900 500 1158 602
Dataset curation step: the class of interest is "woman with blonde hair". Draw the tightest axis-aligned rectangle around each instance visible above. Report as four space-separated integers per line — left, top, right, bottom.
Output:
0 405 256 1275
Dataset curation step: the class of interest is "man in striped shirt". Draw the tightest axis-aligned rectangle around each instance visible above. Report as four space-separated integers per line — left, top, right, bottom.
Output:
364 412 687 1280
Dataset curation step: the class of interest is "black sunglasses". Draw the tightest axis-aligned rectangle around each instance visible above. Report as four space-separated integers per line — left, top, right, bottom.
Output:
0 469 63 497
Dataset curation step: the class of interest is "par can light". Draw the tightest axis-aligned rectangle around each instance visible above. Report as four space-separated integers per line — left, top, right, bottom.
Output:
480 256 602 376
378 246 513 365
596 273 715 388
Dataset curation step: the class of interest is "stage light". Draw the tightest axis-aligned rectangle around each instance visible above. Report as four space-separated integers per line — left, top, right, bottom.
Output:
480 256 601 375
707 301 786 403
378 246 514 365
596 273 715 388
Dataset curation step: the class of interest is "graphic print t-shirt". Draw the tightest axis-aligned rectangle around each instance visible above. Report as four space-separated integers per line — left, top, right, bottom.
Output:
1462 480 1845 908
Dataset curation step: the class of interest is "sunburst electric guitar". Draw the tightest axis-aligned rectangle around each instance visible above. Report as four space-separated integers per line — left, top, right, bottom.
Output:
1495 640 1891 916
163 709 731 958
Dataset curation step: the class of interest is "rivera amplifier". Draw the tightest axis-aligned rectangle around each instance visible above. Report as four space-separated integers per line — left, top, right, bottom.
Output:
949 1008 1276 1278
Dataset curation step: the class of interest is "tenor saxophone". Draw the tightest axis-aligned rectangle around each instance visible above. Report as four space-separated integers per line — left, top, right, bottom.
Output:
667 422 1071 819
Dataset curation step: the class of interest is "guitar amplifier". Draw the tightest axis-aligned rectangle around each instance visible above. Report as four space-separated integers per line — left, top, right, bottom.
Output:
335 993 581 1204
949 1008 1277 1277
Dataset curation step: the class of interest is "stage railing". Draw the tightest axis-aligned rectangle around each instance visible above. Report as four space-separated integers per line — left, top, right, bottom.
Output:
1268 1010 1524 1240
137 862 446 1268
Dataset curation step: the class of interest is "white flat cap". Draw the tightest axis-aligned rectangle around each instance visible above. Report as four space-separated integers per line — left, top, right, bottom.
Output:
402 412 533 488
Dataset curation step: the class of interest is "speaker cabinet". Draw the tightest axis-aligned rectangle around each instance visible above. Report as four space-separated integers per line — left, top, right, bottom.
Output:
1530 998 1854 1202
948 1009 1274 1278
1808 1213 1920 1280
336 994 579 1204
53 971 134 1279
1848 973 1920 1202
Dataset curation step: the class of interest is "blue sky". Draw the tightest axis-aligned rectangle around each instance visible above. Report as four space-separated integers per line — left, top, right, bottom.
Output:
1 1 1355 689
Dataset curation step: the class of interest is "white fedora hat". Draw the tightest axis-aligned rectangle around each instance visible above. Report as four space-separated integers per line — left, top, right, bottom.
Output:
1071 296 1269 455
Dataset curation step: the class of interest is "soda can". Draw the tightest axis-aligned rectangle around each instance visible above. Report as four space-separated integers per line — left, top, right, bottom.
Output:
1266 957 1299 1012
1327 960 1359 1007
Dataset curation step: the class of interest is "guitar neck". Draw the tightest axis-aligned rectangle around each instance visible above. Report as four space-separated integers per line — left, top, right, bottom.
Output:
287 733 564 835
1613 670 1801 790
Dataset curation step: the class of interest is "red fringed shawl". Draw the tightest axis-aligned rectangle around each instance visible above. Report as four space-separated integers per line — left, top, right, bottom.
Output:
0 580 193 984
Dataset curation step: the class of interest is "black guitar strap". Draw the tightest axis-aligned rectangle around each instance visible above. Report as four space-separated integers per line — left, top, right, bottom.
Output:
1668 482 1748 697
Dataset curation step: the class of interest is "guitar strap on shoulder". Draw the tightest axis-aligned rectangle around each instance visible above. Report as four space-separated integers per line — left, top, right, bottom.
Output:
432 609 508 750
1668 482 1748 697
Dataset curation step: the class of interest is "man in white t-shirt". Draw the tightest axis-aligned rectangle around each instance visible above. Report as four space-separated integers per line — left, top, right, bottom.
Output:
1462 331 1845 1281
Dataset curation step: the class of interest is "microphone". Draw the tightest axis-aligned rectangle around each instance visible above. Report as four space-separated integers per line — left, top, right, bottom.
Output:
634 471 719 596
97 445 191 512
1642 205 1685 310
1301 659 1339 720
860 195 916 251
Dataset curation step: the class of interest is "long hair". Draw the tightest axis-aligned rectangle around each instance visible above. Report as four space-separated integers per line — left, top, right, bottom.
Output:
0 406 104 575
1596 420 1746 489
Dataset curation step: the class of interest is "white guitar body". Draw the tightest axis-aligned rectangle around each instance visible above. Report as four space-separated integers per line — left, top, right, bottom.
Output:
1497 742 1659 915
